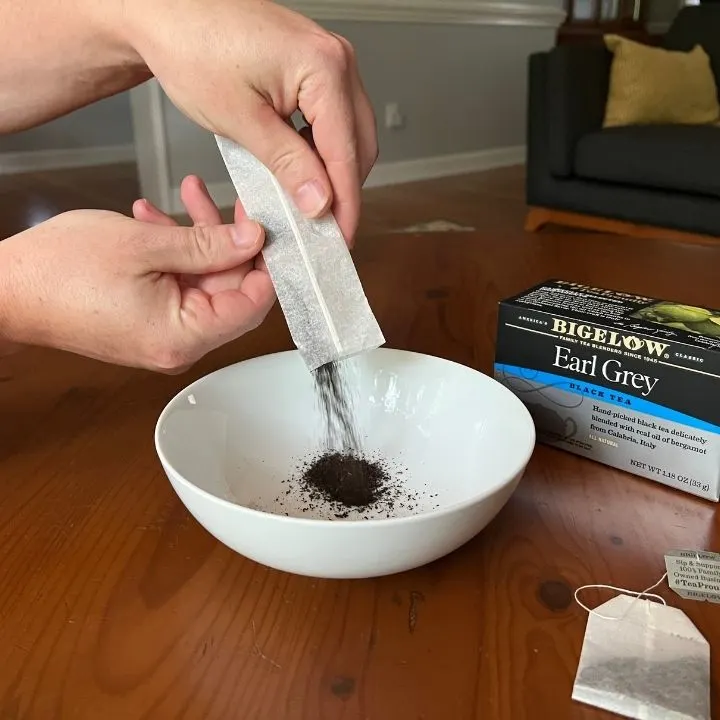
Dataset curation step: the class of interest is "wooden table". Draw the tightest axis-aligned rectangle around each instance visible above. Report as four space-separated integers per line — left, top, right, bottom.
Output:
2 226 719 719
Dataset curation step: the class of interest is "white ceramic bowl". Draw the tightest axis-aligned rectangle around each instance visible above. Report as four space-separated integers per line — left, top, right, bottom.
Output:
155 348 536 579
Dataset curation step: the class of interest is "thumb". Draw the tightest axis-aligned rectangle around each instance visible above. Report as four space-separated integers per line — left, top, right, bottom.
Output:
238 104 333 218
142 219 265 274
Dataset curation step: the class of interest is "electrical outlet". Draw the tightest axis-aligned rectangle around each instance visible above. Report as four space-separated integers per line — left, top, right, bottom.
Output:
385 102 404 130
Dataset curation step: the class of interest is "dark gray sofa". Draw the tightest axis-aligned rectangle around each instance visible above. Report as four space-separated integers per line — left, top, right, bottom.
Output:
525 5 720 237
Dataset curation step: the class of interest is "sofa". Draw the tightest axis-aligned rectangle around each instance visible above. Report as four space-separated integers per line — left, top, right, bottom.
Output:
525 5 720 239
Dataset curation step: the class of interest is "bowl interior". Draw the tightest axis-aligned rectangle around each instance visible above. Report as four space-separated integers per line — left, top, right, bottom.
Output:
155 349 535 522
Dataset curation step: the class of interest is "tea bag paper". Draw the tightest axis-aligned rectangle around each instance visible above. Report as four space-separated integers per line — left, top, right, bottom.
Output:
572 594 710 720
214 135 385 371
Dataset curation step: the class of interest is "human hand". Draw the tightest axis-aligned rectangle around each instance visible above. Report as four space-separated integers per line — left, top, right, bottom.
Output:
0 182 275 372
133 174 270 302
120 0 377 246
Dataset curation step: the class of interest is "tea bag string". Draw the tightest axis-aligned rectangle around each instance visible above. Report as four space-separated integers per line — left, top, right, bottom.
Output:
574 571 669 621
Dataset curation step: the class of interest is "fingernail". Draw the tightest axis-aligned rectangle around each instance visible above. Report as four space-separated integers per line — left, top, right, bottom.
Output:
231 220 261 247
295 180 329 217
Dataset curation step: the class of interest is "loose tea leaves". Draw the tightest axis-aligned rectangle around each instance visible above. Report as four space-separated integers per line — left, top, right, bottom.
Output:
271 360 436 520
304 359 391 510
275 450 431 521
299 451 389 508
313 362 363 454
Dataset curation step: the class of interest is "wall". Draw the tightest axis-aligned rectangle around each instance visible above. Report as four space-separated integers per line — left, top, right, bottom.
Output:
0 93 135 174
131 0 565 213
161 21 559 190
0 0 686 189
0 2 562 199
645 0 684 33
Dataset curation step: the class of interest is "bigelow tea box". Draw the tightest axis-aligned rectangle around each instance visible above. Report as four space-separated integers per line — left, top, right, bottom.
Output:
493 279 720 501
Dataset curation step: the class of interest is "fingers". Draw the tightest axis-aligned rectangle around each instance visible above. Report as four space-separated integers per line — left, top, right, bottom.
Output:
350 76 379 186
297 35 369 244
299 124 315 151
209 269 276 333
191 196 270 297
238 267 276 312
132 179 260 294
180 175 224 225
179 268 276 345
195 266 249 295
134 177 230 228
300 101 359 245
190 194 256 293
141 221 264 275
133 199 177 227
330 32 378 186
234 198 248 224
134 177 245 241
295 112 374 249
238 102 333 220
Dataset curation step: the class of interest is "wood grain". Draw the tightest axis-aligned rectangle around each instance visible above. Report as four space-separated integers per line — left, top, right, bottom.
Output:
2 172 720 719
0 163 141 240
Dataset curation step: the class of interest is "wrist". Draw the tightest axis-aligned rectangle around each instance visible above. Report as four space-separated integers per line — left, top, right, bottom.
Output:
77 0 151 90
0 241 24 355
91 0 158 71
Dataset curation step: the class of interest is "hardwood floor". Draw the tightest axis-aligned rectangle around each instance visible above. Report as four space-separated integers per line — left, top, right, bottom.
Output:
358 165 526 237
0 163 527 241
0 163 142 240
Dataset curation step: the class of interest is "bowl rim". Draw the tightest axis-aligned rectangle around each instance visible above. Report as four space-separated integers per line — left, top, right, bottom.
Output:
154 347 537 528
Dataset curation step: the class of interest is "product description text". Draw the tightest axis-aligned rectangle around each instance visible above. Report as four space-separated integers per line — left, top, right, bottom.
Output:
589 405 709 455
664 550 720 603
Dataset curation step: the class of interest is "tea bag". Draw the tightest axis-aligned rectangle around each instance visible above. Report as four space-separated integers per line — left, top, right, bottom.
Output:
572 593 710 720
214 135 385 371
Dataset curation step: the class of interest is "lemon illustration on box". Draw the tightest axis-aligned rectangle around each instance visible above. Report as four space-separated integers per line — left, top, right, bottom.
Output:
631 302 720 337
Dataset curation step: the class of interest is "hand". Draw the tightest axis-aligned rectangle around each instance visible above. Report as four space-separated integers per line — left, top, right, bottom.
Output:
0 179 275 372
121 0 377 246
133 174 268 302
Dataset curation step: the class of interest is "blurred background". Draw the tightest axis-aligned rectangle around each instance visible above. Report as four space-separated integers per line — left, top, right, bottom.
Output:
0 0 692 239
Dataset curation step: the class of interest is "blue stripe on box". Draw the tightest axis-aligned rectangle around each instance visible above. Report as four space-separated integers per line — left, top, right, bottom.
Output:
494 363 720 435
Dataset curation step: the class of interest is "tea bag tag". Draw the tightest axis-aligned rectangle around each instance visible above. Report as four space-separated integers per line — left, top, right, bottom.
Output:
665 550 720 604
573 593 711 720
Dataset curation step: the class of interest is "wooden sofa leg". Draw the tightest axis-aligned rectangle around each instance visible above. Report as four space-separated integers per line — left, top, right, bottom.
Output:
525 207 551 232
523 206 720 246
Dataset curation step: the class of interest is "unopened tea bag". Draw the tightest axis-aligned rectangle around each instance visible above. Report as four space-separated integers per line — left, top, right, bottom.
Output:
214 135 385 371
572 591 710 720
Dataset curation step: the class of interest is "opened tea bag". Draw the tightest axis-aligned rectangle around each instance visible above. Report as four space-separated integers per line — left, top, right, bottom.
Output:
214 135 385 372
572 593 710 720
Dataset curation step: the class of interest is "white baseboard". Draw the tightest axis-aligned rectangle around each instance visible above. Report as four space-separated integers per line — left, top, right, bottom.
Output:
0 143 136 176
172 145 525 214
364 145 525 187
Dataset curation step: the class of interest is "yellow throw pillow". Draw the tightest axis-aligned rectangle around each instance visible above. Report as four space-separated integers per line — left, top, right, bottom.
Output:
603 34 720 128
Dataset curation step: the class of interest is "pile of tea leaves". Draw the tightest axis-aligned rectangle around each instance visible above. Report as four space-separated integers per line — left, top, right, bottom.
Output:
300 450 388 507
276 447 426 520
271 359 436 520
302 360 390 510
